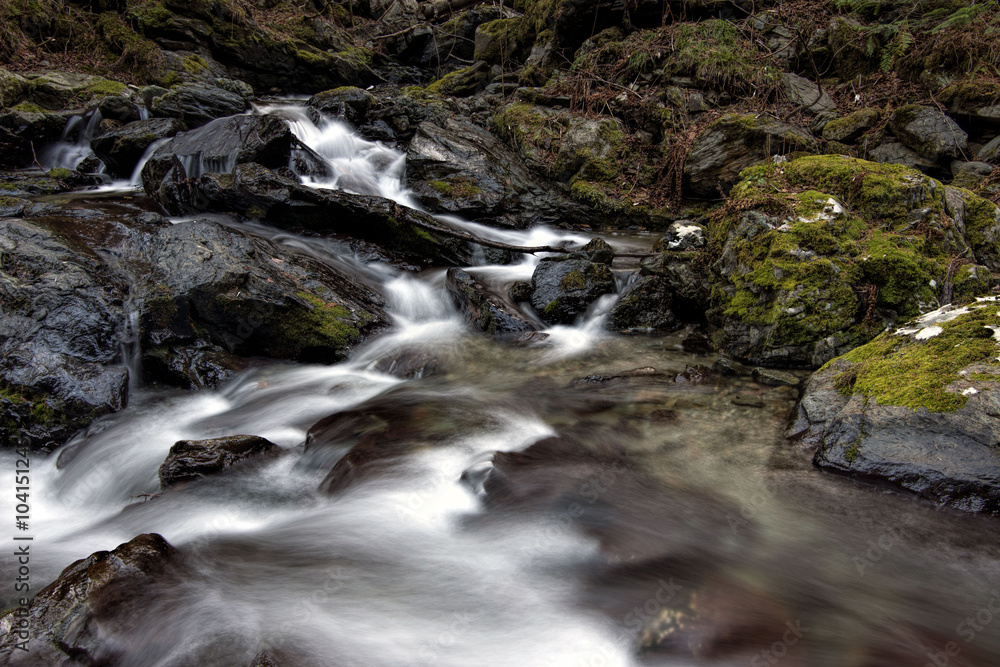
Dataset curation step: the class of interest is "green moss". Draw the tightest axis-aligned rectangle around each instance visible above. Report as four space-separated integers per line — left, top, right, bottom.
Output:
46 168 73 180
542 299 561 318
181 54 210 73
426 63 489 97
474 18 522 63
827 304 1000 412
428 178 482 199
560 269 586 290
11 101 44 113
84 79 129 97
285 291 365 351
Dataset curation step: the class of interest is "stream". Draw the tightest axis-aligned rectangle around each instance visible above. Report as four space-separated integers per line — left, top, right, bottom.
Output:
3 104 1000 666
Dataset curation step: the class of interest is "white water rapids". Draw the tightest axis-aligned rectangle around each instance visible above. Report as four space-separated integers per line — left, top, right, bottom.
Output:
6 106 1000 666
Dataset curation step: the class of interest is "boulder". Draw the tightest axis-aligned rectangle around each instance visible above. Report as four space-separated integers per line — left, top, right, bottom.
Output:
446 268 536 336
140 114 295 194
781 73 836 114
607 275 679 332
951 160 994 190
426 61 491 97
0 108 73 168
821 108 881 144
528 255 616 325
158 435 281 487
889 104 968 163
26 72 129 110
138 219 389 365
684 114 816 197
150 162 474 266
149 83 250 127
0 534 178 665
0 68 28 108
406 117 579 227
308 86 374 125
977 135 1000 163
867 140 937 174
0 219 128 451
90 117 186 179
790 301 1000 513
938 81 1000 126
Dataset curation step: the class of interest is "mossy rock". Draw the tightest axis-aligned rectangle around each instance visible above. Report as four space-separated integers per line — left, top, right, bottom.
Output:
473 18 522 64
0 68 28 108
426 62 490 97
821 108 881 144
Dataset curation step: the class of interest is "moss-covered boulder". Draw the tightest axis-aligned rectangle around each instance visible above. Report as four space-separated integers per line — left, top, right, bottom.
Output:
938 80 1000 126
607 275 679 332
790 300 1000 513
706 156 1000 367
0 68 28 109
25 71 128 110
474 18 522 65
821 108 881 144
308 86 374 125
426 61 490 97
888 104 968 163
528 249 616 325
684 113 816 198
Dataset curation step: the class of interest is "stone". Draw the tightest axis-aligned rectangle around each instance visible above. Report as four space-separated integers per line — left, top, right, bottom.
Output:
781 73 836 114
528 257 616 325
446 268 536 336
91 117 186 179
889 104 968 163
821 108 881 144
607 275 679 332
158 435 281 487
150 83 249 127
951 161 994 190
308 86 374 125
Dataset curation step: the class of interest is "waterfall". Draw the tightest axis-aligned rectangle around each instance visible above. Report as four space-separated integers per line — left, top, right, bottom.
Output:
41 109 103 170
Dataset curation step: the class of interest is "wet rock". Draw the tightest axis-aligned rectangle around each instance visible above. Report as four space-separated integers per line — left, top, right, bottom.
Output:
149 83 249 127
138 219 389 364
152 162 472 266
97 94 142 124
821 108 881 144
889 104 968 163
0 533 178 665
752 367 800 387
159 435 281 487
140 114 295 195
0 108 73 168
426 61 490 97
713 357 752 376
684 114 816 197
781 73 836 115
406 117 580 228
528 256 616 325
607 275 679 332
27 72 128 110
372 348 439 379
793 303 1000 513
308 86 374 125
446 268 536 336
576 237 615 264
142 342 249 390
0 219 128 451
91 117 186 179
977 135 1000 163
640 250 711 320
675 364 715 384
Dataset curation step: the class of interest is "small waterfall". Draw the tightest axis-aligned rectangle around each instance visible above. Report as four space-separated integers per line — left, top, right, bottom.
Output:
41 109 103 170
120 309 142 394
177 152 237 180
128 137 171 186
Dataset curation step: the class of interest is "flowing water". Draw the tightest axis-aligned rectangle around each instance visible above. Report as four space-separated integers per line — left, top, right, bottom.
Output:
3 107 1000 666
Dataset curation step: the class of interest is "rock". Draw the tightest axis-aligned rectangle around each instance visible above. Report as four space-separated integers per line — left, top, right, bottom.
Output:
90 117 186 179
308 86 374 125
977 135 1000 163
426 61 491 97
704 156 993 367
821 108 881 143
867 140 937 174
140 114 295 194
660 221 706 251
149 83 250 127
889 104 968 163
413 5 502 68
372 348 440 379
97 94 142 123
752 367 800 386
0 219 128 451
150 162 473 266
142 342 249 389
794 301 1000 512
781 73 836 114
553 117 622 182
138 219 389 365
684 113 816 197
0 534 178 665
473 18 522 64
951 160 994 190
607 275 679 332
713 357 752 376
251 653 281 667
938 81 1000 126
0 108 73 168
446 268 536 336
528 256 616 325
640 250 711 320
0 68 28 108
406 117 580 227
26 72 128 110
159 435 281 487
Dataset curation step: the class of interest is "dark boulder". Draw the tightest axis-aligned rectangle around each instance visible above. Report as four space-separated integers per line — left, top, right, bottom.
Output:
607 275 679 332
446 268 536 336
140 114 295 194
138 219 389 365
684 113 816 197
90 117 186 179
0 219 128 451
889 104 968 163
149 83 249 127
0 534 178 665
0 108 73 169
150 162 473 266
528 255 616 326
159 435 281 487
308 86 374 125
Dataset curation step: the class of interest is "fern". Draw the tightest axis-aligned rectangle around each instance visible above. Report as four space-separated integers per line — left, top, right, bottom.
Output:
880 28 913 72
931 1 998 34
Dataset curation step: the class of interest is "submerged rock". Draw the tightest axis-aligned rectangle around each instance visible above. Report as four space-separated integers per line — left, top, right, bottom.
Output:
791 302 1000 513
159 435 281 488
0 534 178 665
0 219 128 451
